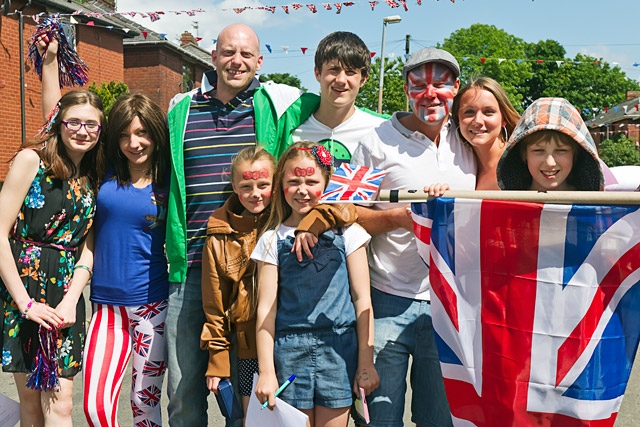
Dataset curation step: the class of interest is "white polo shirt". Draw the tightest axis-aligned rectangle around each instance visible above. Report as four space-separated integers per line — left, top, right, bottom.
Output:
352 112 476 300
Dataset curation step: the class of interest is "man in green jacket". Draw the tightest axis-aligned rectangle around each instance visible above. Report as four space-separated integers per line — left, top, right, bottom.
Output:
164 23 311 427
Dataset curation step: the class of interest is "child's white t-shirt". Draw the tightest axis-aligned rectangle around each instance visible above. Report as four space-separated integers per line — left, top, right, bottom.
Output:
251 222 371 266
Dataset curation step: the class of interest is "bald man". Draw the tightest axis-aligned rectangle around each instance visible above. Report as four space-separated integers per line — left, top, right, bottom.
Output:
164 24 304 426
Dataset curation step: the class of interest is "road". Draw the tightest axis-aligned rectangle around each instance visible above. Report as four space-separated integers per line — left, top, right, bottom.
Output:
1 288 639 426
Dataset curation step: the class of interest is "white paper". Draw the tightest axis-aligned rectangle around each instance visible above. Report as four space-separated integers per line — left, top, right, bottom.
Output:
0 392 20 427
245 374 309 427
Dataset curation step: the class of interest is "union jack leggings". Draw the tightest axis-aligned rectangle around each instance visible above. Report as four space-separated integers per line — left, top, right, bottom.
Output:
83 301 168 427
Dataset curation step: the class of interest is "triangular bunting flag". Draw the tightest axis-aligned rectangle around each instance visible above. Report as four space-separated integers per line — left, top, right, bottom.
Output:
480 57 486 64
498 58 506 64
556 61 563 67
142 31 148 39
301 47 308 54
282 46 289 54
265 44 272 53
87 21 95 26
370 52 376 58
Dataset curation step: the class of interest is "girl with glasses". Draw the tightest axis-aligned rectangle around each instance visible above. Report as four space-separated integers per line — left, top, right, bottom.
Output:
0 51 104 427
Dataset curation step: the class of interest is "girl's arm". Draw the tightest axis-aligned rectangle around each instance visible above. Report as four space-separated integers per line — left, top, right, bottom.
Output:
0 150 63 328
254 260 280 409
200 236 231 393
55 228 94 327
37 36 62 119
347 245 380 396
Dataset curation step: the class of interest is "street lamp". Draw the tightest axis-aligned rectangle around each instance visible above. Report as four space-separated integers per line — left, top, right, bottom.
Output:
377 15 402 114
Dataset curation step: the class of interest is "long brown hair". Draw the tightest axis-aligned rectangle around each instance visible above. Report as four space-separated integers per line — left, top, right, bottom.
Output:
261 141 332 234
24 90 105 191
105 93 169 189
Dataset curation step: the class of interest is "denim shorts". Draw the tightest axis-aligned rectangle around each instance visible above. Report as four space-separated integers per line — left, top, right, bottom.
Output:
352 287 452 427
274 326 357 409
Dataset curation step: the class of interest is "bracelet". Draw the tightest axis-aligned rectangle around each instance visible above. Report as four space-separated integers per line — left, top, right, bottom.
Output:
21 298 35 319
74 264 93 278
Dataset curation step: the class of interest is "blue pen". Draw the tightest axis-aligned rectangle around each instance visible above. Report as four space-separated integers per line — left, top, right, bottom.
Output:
261 374 296 410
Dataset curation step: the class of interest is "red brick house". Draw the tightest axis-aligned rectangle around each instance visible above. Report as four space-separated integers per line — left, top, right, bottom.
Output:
123 27 212 111
586 91 640 147
0 0 212 181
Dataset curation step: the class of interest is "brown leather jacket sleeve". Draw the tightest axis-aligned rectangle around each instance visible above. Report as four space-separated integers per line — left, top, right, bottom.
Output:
295 203 358 236
200 236 232 378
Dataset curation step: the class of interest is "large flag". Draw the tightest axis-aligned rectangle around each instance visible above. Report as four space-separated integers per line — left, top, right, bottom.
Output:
412 198 640 426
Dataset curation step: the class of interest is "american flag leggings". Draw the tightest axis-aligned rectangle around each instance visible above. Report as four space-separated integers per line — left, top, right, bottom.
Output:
82 301 168 427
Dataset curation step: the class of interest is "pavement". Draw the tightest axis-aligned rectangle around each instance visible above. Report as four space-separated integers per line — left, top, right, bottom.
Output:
1 288 639 426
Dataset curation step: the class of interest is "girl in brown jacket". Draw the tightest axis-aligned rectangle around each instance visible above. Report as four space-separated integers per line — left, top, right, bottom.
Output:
200 146 357 422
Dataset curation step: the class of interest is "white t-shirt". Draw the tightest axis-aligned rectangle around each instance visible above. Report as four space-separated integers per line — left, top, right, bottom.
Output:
292 108 385 165
251 223 371 266
351 113 476 300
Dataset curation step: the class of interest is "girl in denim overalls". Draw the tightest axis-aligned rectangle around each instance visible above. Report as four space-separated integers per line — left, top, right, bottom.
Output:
252 141 379 427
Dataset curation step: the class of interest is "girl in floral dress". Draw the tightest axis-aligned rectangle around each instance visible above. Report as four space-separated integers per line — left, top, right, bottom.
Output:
0 88 103 426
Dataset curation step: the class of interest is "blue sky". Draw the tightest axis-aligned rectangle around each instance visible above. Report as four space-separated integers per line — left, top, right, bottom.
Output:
117 0 640 92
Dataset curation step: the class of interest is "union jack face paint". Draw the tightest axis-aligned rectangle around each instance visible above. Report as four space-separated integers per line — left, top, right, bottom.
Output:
406 62 457 124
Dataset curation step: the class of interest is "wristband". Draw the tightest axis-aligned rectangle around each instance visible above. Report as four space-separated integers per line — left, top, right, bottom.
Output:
74 264 93 278
21 298 35 319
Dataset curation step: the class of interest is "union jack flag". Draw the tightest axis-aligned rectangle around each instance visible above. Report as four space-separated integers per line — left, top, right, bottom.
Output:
134 301 168 321
133 330 152 358
321 163 387 202
412 198 640 426
142 360 167 377
136 384 162 407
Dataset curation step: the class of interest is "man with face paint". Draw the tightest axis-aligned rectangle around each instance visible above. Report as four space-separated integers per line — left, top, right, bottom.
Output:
351 48 476 427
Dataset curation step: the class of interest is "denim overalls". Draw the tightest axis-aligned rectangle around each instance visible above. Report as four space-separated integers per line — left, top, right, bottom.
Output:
273 229 357 409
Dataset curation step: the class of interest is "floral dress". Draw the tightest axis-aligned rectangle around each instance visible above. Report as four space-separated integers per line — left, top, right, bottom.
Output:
1 160 95 377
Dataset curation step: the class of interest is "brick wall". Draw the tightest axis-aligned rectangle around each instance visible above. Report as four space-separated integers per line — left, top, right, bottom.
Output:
0 5 125 181
124 45 184 111
0 2 45 179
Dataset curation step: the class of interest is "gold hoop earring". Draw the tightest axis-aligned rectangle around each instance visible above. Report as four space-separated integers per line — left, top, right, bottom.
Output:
502 126 509 142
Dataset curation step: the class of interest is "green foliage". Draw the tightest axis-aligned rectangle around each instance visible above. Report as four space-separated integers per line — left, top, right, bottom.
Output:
598 135 640 167
88 81 129 117
259 73 306 92
440 24 530 113
356 57 406 115
438 24 640 118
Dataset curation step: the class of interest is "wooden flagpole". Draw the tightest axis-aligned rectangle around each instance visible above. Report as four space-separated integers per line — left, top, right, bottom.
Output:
378 190 640 205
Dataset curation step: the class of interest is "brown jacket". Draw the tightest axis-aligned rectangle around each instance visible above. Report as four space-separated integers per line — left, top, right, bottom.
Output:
200 194 358 377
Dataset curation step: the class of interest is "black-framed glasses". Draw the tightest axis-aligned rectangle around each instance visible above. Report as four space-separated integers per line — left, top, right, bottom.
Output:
61 120 101 133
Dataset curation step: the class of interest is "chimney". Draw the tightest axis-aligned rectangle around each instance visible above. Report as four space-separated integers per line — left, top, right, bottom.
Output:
180 32 198 47
626 91 640 100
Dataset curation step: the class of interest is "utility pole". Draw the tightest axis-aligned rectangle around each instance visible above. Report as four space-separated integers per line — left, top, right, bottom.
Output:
405 34 410 112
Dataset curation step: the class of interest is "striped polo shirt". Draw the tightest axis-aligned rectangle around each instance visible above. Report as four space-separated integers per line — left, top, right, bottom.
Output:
183 77 260 266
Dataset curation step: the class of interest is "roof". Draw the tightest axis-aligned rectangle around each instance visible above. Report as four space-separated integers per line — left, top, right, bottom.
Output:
123 21 212 68
34 0 139 38
33 1 211 68
585 96 640 128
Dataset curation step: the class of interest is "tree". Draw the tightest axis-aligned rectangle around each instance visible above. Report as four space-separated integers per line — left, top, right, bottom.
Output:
88 81 129 117
598 135 640 167
440 24 531 112
356 57 406 115
259 73 306 91
439 24 640 118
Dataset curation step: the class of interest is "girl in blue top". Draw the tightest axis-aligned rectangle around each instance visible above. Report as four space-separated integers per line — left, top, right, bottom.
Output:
252 141 379 427
82 94 170 427
38 36 171 426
